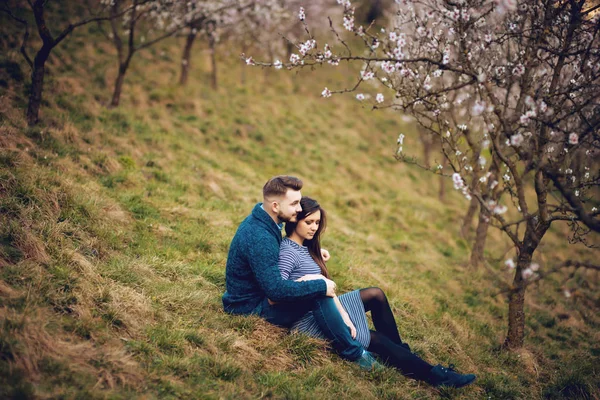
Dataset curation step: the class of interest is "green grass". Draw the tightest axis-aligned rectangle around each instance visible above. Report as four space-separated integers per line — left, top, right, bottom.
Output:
0 13 598 399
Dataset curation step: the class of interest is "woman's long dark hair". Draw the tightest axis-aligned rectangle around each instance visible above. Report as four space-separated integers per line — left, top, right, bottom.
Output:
285 197 330 278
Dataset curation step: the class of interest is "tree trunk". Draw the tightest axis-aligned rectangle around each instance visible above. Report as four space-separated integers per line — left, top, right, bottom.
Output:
285 40 294 61
264 45 274 80
241 42 248 85
179 30 197 86
503 251 531 349
208 33 217 90
438 156 447 201
421 136 432 168
469 206 490 268
461 197 479 238
26 46 51 126
110 61 130 108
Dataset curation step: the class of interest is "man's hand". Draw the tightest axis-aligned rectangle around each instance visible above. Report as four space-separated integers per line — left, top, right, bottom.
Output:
321 248 331 262
295 274 335 296
295 274 325 282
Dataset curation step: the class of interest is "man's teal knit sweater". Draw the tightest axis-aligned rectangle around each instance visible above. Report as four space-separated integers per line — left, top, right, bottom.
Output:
222 203 327 315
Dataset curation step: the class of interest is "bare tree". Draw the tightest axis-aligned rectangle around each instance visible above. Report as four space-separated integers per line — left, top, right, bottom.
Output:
0 1 133 125
99 0 183 107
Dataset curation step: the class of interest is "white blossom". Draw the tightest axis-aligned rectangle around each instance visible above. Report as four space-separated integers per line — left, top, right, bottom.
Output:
493 204 508 214
510 133 524 147
472 101 486 116
512 64 525 76
453 173 465 190
530 262 540 272
361 70 375 80
423 75 432 91
568 133 579 145
522 268 534 280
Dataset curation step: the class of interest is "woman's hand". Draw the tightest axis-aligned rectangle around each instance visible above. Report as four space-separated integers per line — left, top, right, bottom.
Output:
342 313 357 339
321 248 331 262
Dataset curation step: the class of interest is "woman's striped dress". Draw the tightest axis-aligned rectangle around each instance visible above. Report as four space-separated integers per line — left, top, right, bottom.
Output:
278 238 371 348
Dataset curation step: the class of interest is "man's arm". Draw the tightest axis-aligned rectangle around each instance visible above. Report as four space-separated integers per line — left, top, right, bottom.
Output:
248 237 328 302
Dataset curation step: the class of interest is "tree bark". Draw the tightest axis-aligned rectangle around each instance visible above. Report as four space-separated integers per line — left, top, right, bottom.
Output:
209 32 217 90
503 251 530 349
26 45 51 126
110 61 130 108
241 41 248 85
469 205 490 268
461 197 479 238
421 136 432 169
438 156 447 201
179 29 197 86
503 221 548 349
285 40 294 61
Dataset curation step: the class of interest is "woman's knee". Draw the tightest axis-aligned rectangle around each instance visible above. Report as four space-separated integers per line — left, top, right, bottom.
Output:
361 287 387 309
367 287 387 304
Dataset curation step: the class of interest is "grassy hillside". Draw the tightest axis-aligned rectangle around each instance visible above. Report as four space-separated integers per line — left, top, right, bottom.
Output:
1 19 599 399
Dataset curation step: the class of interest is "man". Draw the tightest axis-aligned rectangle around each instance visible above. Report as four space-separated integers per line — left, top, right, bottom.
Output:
223 175 379 367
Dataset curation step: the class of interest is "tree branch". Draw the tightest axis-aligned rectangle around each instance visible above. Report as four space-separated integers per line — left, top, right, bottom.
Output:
0 5 34 69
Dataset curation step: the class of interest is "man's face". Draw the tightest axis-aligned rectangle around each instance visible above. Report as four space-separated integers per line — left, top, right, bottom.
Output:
274 189 302 223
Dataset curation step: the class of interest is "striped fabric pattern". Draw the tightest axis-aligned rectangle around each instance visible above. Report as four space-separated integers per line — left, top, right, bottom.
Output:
278 238 371 348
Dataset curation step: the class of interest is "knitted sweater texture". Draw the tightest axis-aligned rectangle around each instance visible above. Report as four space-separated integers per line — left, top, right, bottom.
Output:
222 203 327 315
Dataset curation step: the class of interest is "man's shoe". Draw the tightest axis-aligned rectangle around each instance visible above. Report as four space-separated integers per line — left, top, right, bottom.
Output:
355 350 385 372
429 364 476 388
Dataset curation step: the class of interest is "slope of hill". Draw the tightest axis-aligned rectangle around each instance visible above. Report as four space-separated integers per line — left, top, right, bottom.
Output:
1 20 598 399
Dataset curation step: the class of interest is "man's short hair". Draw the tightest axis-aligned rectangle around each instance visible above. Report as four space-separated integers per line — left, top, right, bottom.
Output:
263 175 303 199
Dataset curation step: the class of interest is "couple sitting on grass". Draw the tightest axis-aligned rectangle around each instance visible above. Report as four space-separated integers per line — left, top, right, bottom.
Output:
222 175 476 389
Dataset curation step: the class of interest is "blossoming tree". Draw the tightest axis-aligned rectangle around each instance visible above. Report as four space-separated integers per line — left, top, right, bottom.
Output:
251 0 600 348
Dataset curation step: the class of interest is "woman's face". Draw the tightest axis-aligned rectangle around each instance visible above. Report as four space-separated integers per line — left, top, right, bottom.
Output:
295 210 321 242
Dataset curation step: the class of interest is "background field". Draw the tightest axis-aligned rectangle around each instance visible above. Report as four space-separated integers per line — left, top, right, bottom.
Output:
0 15 599 399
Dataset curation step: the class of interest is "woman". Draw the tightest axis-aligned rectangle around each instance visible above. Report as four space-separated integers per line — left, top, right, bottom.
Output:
278 197 476 388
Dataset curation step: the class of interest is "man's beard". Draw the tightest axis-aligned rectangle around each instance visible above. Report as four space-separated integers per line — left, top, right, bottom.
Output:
278 211 297 223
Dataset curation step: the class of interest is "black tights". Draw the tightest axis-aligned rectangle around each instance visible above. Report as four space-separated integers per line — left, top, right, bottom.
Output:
360 287 433 380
